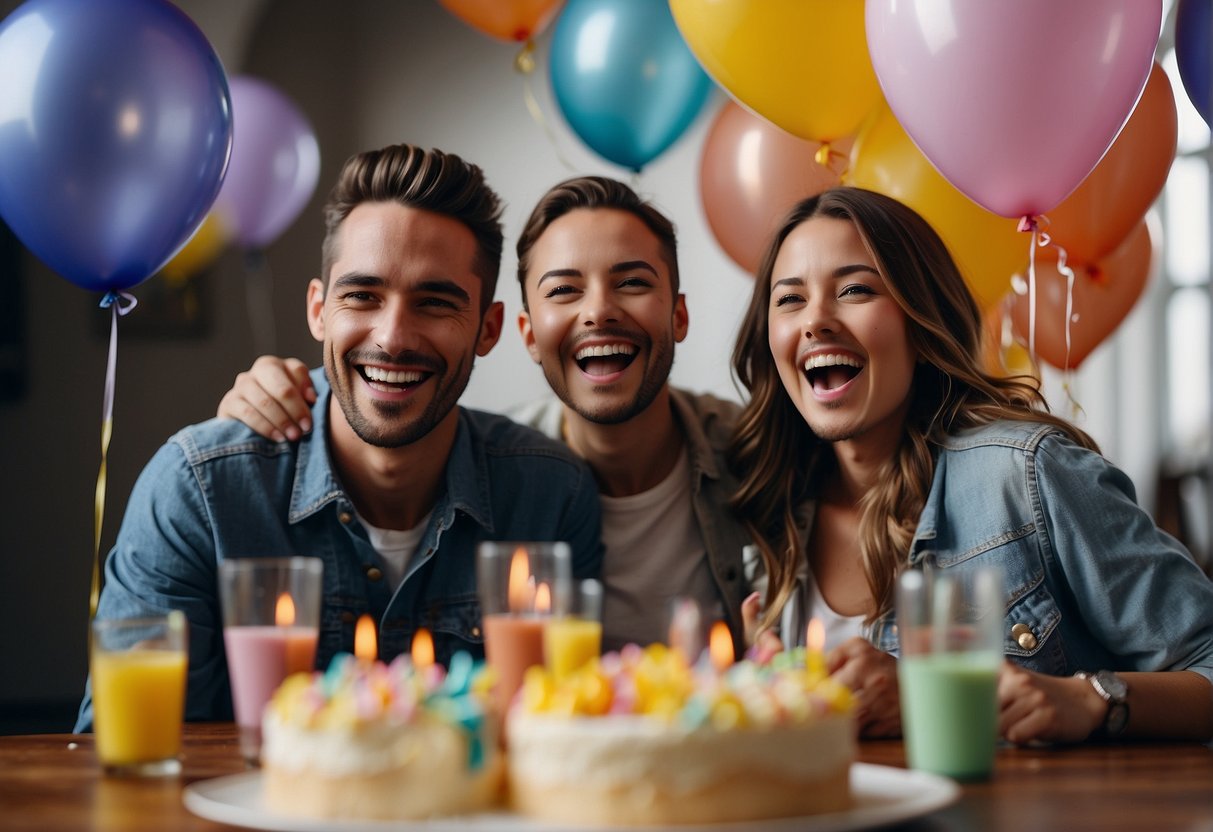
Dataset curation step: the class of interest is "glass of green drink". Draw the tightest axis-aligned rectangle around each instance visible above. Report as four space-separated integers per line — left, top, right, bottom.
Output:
897 566 1003 781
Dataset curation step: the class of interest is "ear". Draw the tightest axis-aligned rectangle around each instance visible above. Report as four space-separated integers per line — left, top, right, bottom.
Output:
475 301 504 357
306 278 326 342
518 309 542 364
673 292 689 344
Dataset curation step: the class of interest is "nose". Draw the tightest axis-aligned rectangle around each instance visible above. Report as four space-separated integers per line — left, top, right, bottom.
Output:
371 299 420 356
581 281 621 327
800 292 838 340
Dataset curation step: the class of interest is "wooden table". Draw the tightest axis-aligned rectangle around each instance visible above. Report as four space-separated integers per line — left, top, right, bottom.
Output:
1 724 1210 831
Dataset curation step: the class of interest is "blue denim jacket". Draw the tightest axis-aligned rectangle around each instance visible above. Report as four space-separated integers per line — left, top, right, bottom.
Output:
75 371 603 730
864 421 1213 683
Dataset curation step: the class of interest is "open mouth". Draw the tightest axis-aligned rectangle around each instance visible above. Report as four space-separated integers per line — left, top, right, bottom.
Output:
358 365 429 393
574 343 637 377
803 352 863 393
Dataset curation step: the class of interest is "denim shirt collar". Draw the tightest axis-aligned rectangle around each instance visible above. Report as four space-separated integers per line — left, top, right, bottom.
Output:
287 371 493 533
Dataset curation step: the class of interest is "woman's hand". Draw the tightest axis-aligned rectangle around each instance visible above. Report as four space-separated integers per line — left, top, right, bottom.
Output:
998 662 1106 744
829 637 902 738
216 355 316 441
740 592 784 661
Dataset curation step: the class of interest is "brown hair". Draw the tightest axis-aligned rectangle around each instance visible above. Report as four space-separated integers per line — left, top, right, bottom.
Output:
320 144 503 311
515 176 679 308
729 187 1097 629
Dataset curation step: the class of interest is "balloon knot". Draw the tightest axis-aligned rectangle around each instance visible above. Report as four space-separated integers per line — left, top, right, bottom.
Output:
814 144 832 166
1016 215 1038 233
514 41 536 74
99 290 139 316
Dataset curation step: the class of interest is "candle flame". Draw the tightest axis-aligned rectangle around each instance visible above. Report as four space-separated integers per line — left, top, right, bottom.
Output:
807 617 825 653
708 620 734 672
411 627 435 669
354 614 377 661
275 592 296 627
534 581 551 614
507 546 532 612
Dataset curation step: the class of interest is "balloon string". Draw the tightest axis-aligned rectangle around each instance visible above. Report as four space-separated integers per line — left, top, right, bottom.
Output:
1054 244 1084 419
91 291 138 625
516 41 577 173
245 249 278 357
1027 227 1038 365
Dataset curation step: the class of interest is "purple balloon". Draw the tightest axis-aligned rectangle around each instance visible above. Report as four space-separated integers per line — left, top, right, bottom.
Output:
0 0 232 293
1176 0 1211 126
213 77 321 248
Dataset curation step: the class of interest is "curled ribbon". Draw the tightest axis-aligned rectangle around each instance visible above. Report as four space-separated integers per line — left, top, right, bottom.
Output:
1017 216 1083 417
90 291 138 623
516 39 577 173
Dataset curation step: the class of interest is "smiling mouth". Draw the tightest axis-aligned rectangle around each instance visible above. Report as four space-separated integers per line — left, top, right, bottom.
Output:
803 353 863 393
574 343 637 377
358 365 430 392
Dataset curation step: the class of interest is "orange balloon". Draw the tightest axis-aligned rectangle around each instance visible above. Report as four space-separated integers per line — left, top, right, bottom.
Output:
848 104 1028 309
1008 218 1155 370
438 0 564 42
981 300 1038 380
1045 63 1176 267
699 101 849 275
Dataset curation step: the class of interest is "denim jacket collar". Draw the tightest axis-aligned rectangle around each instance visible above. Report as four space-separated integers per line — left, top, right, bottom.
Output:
287 375 493 534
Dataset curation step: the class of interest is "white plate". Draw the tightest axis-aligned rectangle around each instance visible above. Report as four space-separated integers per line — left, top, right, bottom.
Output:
183 763 959 832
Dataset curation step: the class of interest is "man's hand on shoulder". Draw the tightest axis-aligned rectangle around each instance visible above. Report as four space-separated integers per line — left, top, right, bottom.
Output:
217 355 316 442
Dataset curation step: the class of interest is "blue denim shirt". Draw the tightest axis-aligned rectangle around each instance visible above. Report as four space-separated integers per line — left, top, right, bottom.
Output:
864 421 1213 683
75 371 603 730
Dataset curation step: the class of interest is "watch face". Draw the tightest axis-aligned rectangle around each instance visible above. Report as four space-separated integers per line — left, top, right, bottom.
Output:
1095 670 1129 701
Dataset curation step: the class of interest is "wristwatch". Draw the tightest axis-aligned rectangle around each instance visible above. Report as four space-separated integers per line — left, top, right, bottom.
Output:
1075 670 1129 737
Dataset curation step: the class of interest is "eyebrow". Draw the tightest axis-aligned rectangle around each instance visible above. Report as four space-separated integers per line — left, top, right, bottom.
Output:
330 273 472 306
770 264 880 293
536 259 661 287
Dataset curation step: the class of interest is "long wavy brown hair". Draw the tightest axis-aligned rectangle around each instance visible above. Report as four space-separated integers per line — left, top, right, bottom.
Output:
729 187 1097 630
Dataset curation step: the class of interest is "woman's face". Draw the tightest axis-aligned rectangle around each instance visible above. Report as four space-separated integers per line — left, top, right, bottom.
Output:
767 216 917 453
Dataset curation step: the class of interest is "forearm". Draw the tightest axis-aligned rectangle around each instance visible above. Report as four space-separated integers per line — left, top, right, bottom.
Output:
1120 670 1213 741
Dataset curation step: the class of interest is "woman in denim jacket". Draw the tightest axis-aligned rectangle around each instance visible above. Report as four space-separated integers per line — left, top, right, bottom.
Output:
730 187 1213 744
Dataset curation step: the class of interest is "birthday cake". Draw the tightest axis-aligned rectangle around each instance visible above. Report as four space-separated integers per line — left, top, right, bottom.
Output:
260 652 502 820
507 644 856 826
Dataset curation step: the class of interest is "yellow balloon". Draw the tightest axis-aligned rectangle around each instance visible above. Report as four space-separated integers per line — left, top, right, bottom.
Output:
847 105 1028 309
669 0 880 143
157 213 229 286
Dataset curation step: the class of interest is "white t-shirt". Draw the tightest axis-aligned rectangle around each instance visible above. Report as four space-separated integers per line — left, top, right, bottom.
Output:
358 511 431 590
598 449 717 652
743 542 864 651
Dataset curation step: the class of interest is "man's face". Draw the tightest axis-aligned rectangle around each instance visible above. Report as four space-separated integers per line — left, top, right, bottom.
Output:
518 208 687 424
307 201 502 448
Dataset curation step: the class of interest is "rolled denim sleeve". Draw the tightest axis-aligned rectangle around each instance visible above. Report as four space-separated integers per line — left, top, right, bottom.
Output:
74 438 231 731
1032 434 1213 683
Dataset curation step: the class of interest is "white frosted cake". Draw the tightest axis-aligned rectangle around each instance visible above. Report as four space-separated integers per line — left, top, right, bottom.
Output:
260 652 502 820
507 644 855 826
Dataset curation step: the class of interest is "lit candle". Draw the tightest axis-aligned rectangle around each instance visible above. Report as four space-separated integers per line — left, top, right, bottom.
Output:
806 617 826 679
482 546 548 710
708 620 734 672
411 627 435 670
354 614 378 662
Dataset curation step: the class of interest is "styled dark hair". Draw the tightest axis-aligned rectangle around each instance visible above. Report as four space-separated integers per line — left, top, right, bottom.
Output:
514 176 679 308
320 144 504 311
729 186 1097 628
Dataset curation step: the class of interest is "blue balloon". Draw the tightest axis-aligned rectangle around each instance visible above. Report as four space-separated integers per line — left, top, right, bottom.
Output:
549 0 714 172
1176 0 1210 126
0 0 232 293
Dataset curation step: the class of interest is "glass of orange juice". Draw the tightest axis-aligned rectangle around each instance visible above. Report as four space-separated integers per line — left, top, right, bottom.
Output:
91 611 188 776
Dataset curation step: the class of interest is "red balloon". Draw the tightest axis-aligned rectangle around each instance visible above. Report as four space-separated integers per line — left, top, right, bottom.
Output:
1045 63 1176 267
1008 219 1155 370
699 101 848 275
438 0 564 42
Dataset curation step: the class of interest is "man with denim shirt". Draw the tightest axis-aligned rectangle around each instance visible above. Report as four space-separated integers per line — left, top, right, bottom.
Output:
218 178 755 655
75 144 602 730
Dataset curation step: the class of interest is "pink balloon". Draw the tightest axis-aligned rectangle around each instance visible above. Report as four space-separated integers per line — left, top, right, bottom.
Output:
213 76 321 248
865 1 1162 219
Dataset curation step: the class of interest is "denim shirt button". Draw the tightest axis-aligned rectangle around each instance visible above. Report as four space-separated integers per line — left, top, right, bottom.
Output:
471 626 481 638
338 511 353 524
364 565 383 582
1017 631 1038 650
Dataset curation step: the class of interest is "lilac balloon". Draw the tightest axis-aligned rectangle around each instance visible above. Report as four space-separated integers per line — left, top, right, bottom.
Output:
213 76 321 248
865 0 1162 219
0 0 232 292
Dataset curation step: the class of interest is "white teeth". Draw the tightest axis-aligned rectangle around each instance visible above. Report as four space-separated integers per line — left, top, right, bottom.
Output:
574 343 637 361
803 353 863 372
363 366 423 384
